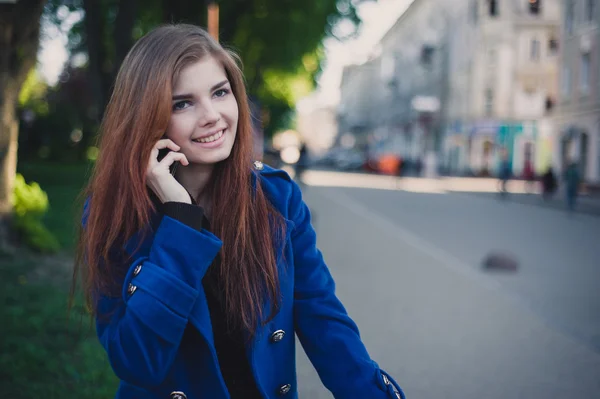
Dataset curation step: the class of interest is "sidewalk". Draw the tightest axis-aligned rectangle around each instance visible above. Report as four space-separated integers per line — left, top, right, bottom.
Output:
440 177 600 217
301 169 600 217
459 190 600 217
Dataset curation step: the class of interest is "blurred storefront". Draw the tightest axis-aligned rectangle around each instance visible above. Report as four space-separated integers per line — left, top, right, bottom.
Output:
442 0 561 178
444 118 555 177
553 0 600 184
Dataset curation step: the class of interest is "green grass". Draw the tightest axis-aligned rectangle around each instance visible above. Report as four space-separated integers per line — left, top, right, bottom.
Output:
0 161 119 397
0 252 119 398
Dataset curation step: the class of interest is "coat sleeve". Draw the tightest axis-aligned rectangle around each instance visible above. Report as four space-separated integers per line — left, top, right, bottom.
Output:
289 181 405 399
90 214 222 388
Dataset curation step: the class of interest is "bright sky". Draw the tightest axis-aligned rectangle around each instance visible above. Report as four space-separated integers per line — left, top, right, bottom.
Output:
317 0 413 104
37 8 84 86
37 1 412 96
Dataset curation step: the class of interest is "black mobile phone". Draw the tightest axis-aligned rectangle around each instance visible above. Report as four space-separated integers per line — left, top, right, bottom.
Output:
157 147 171 162
157 147 180 175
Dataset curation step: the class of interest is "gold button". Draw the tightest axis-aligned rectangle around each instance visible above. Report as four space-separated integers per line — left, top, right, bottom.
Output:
133 264 142 276
170 391 187 399
127 283 137 295
253 160 264 170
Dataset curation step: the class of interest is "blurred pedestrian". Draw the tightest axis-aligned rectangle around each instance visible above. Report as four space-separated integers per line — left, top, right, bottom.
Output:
72 24 404 399
498 148 511 198
523 158 535 194
563 160 580 212
541 166 557 201
294 142 308 188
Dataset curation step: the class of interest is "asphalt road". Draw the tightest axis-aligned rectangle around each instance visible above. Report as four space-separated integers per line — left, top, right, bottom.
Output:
293 176 600 398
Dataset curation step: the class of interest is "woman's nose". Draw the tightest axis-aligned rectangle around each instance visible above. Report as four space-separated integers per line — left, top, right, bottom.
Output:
197 103 220 125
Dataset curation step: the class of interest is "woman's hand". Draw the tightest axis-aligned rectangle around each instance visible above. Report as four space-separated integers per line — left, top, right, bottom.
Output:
146 139 191 204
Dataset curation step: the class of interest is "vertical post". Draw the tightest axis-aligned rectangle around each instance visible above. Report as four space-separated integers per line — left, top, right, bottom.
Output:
207 1 219 42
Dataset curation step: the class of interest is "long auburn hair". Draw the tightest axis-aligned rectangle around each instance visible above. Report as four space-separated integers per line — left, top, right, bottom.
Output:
72 24 285 337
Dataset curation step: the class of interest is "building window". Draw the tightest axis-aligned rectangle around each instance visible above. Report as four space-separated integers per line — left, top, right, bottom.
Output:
581 52 591 93
489 0 498 17
530 39 541 61
529 0 541 15
566 0 574 35
421 45 435 66
562 66 571 96
585 0 595 23
485 88 494 116
548 38 559 55
470 0 479 24
545 97 555 112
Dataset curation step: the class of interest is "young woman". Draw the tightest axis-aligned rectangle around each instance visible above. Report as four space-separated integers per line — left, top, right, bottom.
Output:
74 24 405 399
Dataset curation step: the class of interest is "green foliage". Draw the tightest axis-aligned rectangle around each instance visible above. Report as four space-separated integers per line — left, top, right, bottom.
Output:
12 174 49 218
0 255 118 397
11 174 61 253
262 69 314 107
43 0 370 137
17 161 92 250
18 69 49 116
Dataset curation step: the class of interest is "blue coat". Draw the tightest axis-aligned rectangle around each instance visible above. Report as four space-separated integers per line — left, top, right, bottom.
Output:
86 164 405 399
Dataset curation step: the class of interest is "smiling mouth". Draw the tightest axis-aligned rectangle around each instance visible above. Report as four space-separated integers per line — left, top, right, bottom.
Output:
192 130 225 143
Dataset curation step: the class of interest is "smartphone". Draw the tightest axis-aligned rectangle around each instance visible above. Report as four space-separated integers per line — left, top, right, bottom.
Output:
157 147 171 162
157 147 179 175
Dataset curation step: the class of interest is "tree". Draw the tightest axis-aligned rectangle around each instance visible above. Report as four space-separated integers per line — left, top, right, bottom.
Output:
0 0 47 249
46 0 367 136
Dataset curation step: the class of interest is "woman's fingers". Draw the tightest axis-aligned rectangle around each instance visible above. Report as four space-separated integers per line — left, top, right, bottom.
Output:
158 150 189 167
149 139 181 165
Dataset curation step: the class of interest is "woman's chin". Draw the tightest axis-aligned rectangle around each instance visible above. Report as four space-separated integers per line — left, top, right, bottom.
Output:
187 150 233 166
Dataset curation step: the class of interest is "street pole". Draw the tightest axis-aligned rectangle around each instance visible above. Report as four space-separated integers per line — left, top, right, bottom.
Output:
207 1 219 42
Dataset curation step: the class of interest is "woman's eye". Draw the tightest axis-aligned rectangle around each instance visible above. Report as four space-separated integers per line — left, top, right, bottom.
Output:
173 100 192 111
214 89 230 98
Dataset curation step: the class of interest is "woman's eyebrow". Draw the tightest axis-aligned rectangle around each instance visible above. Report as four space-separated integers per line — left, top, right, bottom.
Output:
211 79 229 91
172 80 230 100
172 93 193 100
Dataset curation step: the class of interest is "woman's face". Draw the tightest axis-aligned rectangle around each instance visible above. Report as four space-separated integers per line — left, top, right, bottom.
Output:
166 55 239 165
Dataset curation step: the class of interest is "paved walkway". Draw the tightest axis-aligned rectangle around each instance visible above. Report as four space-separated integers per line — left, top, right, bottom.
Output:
295 184 600 398
439 177 600 217
299 170 600 217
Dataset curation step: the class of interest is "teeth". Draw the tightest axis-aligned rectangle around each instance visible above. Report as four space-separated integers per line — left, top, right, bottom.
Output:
194 130 224 143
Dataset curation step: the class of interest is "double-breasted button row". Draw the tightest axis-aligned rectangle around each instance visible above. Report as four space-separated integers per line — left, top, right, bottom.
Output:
170 391 187 399
382 374 401 398
269 328 290 395
127 264 143 296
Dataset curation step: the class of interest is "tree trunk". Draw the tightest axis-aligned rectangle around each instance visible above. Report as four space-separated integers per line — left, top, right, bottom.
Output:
114 0 138 73
82 0 111 122
162 0 205 26
0 0 46 251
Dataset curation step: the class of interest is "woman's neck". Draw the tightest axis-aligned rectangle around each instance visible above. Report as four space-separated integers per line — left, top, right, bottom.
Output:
174 162 214 209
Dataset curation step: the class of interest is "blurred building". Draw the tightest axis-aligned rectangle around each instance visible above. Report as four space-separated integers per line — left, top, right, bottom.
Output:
295 92 338 156
337 0 456 168
443 0 562 177
553 0 600 185
337 57 385 153
377 0 455 170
